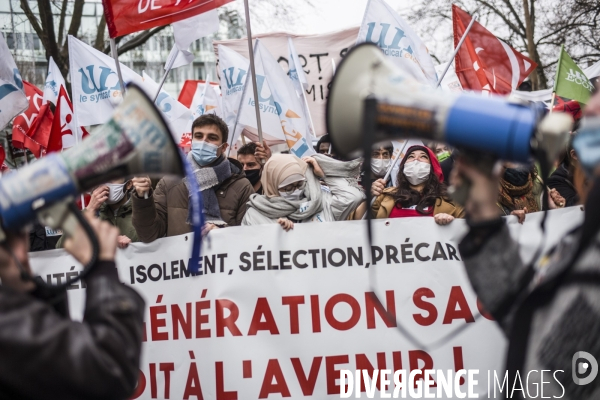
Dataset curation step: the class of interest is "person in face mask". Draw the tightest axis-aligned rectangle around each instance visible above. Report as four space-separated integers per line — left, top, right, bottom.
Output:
242 154 365 231
372 145 464 225
370 144 393 179
131 114 254 241
237 142 272 195
55 178 139 249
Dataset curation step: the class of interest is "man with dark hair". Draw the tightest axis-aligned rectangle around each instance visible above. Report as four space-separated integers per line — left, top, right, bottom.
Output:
315 134 338 159
131 114 254 240
237 141 272 195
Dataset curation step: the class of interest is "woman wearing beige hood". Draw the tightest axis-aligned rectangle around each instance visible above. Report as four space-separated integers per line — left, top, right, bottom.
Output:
242 154 365 231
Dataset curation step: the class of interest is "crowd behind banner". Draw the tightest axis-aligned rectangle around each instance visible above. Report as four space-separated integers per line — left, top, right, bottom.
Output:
1 0 600 398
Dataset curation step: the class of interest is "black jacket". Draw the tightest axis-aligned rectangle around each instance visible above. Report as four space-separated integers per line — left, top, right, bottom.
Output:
547 162 579 207
0 261 145 400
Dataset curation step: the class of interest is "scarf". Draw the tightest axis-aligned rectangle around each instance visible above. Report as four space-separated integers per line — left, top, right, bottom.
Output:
247 154 362 221
498 174 539 213
184 153 234 223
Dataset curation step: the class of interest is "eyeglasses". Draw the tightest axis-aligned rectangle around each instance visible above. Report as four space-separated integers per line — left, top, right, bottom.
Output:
279 181 306 194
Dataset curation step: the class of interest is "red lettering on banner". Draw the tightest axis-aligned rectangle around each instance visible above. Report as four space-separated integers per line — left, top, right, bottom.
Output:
259 359 291 398
171 303 192 340
310 295 321 333
216 361 237 399
356 352 387 391
150 363 158 398
443 286 475 324
412 288 438 326
183 361 204 399
365 291 397 329
291 357 322 396
325 355 349 394
160 363 175 399
150 296 168 341
453 346 466 385
324 294 361 331
130 370 146 399
393 351 403 378
215 300 242 337
196 300 211 338
409 350 436 388
248 298 280 335
282 295 305 334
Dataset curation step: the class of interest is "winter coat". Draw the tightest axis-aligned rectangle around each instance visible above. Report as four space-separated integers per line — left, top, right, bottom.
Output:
371 187 465 219
55 199 138 249
132 158 254 242
458 217 600 400
0 261 145 399
547 162 579 207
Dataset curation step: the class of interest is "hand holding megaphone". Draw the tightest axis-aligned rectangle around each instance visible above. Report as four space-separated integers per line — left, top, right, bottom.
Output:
132 176 152 199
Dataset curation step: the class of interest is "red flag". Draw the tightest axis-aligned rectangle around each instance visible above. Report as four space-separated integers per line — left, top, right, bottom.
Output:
102 0 233 38
452 5 537 94
177 79 219 107
47 86 89 154
552 96 582 120
12 81 53 158
0 145 5 169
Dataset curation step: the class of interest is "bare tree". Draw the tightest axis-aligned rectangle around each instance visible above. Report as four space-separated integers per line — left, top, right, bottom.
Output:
403 0 600 90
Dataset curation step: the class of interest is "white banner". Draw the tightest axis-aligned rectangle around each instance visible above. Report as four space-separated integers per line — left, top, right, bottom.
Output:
214 27 359 138
29 207 584 399
357 0 437 86
69 35 143 127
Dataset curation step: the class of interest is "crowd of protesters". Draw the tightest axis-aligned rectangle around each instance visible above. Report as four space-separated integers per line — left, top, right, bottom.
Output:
17 107 583 252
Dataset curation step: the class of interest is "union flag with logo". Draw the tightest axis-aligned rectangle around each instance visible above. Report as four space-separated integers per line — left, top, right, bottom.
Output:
452 5 537 94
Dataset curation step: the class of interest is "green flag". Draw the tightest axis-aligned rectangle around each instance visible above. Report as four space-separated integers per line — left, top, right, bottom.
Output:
553 45 593 104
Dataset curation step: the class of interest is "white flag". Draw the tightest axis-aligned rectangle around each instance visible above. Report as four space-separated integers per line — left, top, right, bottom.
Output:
287 37 316 141
218 45 249 136
256 40 315 158
0 32 28 130
42 57 67 105
68 35 142 126
357 0 437 86
168 10 220 69
42 56 67 105
141 72 192 143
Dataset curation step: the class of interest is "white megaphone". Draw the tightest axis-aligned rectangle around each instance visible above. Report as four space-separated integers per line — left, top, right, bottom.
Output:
0 83 204 284
327 43 572 164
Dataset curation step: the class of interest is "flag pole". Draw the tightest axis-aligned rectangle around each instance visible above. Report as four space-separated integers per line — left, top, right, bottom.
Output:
154 47 179 102
550 45 565 114
110 38 127 96
243 0 264 146
383 140 410 182
436 13 479 88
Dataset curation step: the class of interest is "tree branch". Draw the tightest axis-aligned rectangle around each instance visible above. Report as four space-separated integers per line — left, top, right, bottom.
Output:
56 0 68 47
67 0 84 37
19 0 44 47
103 26 167 55
94 14 106 50
500 0 527 34
474 0 527 38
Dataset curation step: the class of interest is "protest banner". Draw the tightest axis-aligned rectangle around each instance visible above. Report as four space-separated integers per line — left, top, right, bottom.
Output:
102 0 233 38
42 56 67 106
214 27 359 138
29 207 583 399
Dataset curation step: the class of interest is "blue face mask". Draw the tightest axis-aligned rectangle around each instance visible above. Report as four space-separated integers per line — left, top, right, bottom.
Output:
191 141 221 166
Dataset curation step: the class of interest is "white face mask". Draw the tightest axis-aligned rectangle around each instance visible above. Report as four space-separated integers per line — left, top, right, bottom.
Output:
371 158 391 177
403 160 431 186
106 183 126 204
279 189 304 202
